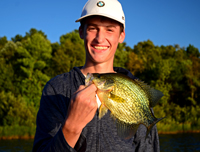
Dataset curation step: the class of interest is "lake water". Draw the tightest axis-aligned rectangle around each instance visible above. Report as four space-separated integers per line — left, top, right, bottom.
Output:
159 133 200 152
0 133 200 152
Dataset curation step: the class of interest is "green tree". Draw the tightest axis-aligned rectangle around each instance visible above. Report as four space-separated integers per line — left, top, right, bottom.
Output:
0 91 36 126
132 40 162 83
0 41 18 94
126 51 144 75
186 44 200 58
114 42 129 69
0 36 8 50
15 32 52 107
50 30 85 76
11 34 24 43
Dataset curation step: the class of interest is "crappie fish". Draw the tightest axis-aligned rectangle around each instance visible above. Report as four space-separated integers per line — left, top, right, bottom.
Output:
85 73 164 139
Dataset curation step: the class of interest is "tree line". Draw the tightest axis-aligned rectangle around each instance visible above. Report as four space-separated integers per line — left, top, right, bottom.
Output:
0 28 199 138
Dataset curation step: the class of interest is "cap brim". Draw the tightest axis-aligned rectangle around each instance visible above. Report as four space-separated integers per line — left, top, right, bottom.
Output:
75 14 125 28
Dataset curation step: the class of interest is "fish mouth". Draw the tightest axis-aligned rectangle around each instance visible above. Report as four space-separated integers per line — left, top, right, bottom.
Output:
85 73 94 86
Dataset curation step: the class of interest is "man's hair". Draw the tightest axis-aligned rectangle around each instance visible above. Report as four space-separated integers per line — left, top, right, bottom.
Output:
80 16 124 33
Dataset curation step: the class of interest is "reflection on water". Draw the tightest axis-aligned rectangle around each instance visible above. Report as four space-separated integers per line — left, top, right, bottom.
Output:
0 133 200 152
159 133 200 152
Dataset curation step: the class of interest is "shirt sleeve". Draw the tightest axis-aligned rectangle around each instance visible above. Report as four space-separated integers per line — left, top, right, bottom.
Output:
32 82 86 152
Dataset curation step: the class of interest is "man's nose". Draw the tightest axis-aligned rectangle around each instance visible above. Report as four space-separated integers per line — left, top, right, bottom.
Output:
95 30 105 43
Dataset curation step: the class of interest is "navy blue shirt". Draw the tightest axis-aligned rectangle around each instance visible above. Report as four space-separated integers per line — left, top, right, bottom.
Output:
33 67 160 152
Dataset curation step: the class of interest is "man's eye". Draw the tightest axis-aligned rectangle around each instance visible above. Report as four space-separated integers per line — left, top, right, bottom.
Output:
88 27 96 31
107 29 113 32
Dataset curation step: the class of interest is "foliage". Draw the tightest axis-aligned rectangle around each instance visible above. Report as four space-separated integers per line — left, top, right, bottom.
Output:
0 28 200 138
114 42 129 69
48 30 85 77
0 91 36 127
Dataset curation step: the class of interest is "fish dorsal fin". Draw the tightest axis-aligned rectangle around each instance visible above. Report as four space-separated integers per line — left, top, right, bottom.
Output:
134 79 164 107
148 88 164 107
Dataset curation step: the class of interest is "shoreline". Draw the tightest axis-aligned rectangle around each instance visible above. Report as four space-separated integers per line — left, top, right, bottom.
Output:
1 130 200 140
0 135 35 140
158 130 200 134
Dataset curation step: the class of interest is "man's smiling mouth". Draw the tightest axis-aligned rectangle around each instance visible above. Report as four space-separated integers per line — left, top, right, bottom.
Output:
93 46 109 50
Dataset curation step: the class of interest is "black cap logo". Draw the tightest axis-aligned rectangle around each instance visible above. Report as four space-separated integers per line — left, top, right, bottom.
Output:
97 1 105 7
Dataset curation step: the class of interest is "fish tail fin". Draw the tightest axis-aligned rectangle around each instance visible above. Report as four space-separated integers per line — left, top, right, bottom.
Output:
145 117 165 139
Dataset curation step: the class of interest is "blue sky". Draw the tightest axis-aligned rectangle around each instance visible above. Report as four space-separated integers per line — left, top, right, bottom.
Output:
0 0 200 50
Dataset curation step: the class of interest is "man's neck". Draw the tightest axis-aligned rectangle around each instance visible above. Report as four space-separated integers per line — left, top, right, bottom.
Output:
80 62 115 76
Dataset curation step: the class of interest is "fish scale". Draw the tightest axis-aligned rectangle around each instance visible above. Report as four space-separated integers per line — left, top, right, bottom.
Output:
85 72 164 139
109 76 151 124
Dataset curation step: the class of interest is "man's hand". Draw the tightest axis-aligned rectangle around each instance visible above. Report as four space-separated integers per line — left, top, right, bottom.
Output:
62 84 98 148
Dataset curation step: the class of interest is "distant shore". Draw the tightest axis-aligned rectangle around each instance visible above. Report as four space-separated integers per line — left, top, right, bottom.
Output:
0 135 34 140
158 130 200 134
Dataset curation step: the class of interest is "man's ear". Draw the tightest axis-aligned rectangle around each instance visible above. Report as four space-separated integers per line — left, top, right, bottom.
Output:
79 26 84 39
119 30 125 43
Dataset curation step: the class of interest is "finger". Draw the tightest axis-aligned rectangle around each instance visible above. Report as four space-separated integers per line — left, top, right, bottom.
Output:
77 85 85 91
73 85 86 95
84 84 97 94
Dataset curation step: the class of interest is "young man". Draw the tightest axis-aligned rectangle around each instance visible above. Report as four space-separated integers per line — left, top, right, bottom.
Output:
33 0 160 151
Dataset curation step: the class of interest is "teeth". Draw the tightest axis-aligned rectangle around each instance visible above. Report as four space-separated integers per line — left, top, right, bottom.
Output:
94 46 108 50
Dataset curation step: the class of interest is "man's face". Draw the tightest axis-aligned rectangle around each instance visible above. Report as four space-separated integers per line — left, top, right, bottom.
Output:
79 16 125 65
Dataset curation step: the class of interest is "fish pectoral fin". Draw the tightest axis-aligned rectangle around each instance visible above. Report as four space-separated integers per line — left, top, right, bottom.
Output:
109 93 126 103
101 85 114 92
99 104 108 119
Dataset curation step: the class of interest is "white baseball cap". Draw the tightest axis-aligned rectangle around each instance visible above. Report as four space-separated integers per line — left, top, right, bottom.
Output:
76 0 125 28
